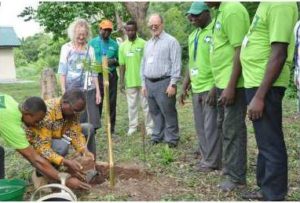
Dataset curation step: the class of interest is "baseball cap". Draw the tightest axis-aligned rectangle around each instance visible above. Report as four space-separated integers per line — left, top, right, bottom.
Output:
186 2 209 15
99 19 113 29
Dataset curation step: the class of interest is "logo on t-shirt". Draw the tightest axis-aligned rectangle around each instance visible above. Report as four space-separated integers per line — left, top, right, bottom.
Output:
204 36 212 44
215 21 221 31
0 96 6 108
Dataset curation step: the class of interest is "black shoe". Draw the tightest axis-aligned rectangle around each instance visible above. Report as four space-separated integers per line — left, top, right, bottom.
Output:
241 190 263 200
195 163 217 172
167 142 177 148
193 150 201 155
150 140 160 145
218 180 246 192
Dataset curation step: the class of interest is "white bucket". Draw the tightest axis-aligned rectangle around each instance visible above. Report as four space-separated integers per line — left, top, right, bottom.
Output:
30 183 77 201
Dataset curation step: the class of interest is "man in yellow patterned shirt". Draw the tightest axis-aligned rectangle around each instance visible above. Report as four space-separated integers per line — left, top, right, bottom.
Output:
24 89 95 175
0 93 90 190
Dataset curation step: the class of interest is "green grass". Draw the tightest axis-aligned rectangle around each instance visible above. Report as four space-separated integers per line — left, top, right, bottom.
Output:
1 70 300 200
0 82 40 102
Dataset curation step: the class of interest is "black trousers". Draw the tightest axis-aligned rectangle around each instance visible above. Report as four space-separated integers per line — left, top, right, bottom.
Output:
216 88 247 184
245 87 287 201
98 71 118 133
0 146 4 179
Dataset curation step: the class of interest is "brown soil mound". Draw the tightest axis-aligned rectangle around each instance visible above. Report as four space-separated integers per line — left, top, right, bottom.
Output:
78 162 180 201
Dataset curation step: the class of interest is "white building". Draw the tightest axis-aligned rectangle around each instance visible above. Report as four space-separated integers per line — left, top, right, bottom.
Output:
0 27 21 81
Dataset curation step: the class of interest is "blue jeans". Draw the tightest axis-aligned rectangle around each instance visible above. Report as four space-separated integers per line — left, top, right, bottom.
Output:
245 87 287 201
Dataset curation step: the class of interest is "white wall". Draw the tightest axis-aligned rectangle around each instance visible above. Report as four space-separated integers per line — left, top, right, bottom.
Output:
0 47 16 80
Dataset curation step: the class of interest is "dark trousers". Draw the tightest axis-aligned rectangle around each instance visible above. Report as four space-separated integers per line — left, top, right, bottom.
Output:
216 88 247 184
245 87 287 201
79 89 101 129
81 123 96 157
98 71 118 133
0 146 4 179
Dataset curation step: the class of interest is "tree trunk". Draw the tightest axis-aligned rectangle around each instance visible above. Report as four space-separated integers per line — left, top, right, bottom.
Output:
115 9 126 39
40 68 58 100
124 2 150 39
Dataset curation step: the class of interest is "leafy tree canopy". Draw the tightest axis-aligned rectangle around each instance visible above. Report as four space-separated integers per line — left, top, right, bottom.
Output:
17 2 263 72
19 2 130 39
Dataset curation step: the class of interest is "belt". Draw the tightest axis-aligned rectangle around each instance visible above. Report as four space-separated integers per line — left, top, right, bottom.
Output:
147 76 170 82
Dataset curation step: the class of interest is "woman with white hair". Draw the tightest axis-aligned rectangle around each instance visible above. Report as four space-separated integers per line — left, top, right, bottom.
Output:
58 18 101 130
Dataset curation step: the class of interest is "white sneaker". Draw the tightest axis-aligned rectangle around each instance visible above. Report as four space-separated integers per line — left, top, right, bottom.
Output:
146 129 153 136
127 128 137 136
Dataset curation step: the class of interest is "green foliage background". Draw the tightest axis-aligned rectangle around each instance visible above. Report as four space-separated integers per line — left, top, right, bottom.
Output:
15 2 297 97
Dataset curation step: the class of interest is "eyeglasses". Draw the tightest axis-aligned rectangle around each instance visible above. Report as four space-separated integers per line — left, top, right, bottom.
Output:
148 24 161 29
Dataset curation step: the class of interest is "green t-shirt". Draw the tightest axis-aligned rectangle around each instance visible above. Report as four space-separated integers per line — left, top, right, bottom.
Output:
188 22 214 93
89 36 119 72
0 93 30 149
210 2 250 89
118 37 145 88
240 3 298 88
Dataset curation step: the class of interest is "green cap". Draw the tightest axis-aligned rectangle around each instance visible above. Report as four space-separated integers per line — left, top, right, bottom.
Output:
186 2 209 15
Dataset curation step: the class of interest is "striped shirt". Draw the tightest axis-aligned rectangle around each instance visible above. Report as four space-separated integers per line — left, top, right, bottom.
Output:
141 31 181 86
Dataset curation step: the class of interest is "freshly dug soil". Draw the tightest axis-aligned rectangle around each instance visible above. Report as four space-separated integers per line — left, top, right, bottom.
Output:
78 162 181 201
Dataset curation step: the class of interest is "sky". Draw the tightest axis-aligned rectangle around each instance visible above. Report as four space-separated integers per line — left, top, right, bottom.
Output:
0 0 42 38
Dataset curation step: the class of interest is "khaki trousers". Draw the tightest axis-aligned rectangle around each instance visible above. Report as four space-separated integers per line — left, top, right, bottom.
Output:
126 87 153 132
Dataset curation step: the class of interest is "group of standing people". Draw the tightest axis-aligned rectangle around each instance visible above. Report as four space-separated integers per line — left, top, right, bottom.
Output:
0 1 299 201
59 13 181 148
181 1 298 201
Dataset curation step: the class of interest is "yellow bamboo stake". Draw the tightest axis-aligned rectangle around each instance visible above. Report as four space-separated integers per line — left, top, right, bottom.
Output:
102 56 115 187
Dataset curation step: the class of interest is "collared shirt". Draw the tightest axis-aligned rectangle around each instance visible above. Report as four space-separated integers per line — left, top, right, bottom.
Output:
24 98 86 166
210 2 250 89
240 2 298 88
141 31 182 86
119 37 145 88
188 22 214 93
89 36 119 72
0 93 30 150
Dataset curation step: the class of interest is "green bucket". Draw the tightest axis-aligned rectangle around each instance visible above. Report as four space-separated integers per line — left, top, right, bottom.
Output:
0 179 27 201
